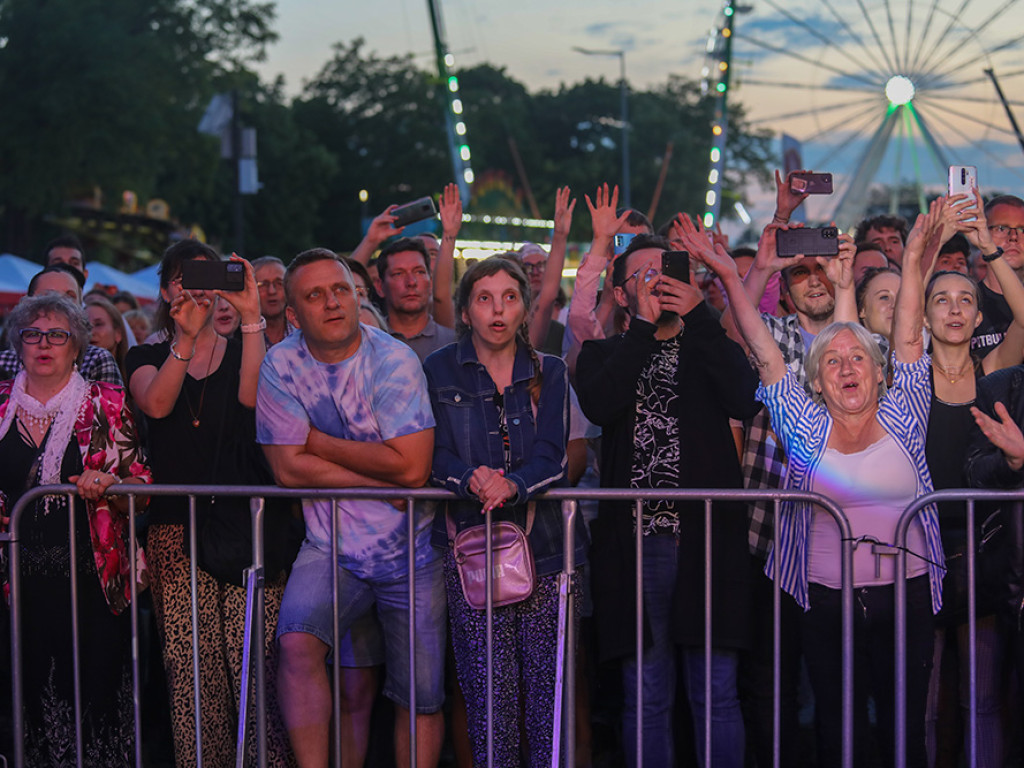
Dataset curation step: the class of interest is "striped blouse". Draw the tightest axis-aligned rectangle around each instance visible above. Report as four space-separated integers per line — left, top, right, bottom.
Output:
759 354 945 614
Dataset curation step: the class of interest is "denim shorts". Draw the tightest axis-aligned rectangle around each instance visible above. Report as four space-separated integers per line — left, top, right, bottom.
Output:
277 540 447 713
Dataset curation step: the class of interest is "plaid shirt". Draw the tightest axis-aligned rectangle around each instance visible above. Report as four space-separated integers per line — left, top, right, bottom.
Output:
0 344 123 386
744 313 809 557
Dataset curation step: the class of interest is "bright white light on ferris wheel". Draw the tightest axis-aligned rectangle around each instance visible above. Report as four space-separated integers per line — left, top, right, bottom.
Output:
885 75 916 106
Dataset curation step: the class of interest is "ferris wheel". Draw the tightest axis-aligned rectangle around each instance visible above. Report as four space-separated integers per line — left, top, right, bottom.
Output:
711 0 1024 225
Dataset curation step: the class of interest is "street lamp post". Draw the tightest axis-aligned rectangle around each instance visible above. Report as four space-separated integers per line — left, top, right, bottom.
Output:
573 47 631 209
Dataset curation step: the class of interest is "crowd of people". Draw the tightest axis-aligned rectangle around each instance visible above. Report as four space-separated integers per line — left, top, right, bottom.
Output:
1 172 1024 768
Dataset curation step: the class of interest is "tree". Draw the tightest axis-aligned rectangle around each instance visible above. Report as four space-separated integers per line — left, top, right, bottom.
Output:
293 38 451 250
0 0 276 255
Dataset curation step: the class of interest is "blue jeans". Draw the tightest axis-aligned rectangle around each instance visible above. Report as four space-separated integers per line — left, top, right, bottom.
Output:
277 540 446 713
622 535 745 768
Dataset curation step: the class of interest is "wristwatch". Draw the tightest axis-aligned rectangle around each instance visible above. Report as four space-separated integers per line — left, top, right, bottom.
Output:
982 247 1004 263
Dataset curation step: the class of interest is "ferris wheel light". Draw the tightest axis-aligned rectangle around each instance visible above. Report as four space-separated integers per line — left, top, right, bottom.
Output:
885 75 915 105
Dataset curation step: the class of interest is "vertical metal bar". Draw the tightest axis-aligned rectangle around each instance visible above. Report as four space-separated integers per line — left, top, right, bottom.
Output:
331 499 342 768
129 494 143 767
407 495 417 767
704 498 713 766
237 568 256 768
966 499 977 768
10 496 25 767
189 495 203 765
841 509 854 768
895 533 907 768
254 497 268 768
772 497 782 768
635 497 644 768
485 505 494 768
68 493 84 768
562 500 578 768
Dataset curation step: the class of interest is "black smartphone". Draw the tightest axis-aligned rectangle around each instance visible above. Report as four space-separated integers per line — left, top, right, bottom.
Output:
776 227 840 258
661 250 690 284
790 172 834 195
180 260 245 291
391 196 439 228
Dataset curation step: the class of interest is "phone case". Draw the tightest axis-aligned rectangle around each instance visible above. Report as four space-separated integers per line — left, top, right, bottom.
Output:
391 197 438 228
776 227 840 258
948 166 977 197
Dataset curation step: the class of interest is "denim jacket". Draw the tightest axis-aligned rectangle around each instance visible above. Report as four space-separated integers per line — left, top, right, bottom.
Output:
423 336 586 576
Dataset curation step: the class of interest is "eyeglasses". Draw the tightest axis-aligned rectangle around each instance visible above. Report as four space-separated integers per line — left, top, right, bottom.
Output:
20 328 71 345
522 262 545 275
989 224 1024 238
257 279 285 292
621 266 659 287
354 285 368 298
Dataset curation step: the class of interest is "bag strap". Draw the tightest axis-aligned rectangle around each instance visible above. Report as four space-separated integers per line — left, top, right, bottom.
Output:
447 500 536 542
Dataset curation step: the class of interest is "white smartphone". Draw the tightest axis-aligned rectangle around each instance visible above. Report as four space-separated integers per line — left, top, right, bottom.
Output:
948 165 978 221
948 165 977 197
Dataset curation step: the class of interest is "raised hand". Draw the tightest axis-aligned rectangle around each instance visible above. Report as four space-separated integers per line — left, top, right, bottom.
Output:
367 204 404 243
971 401 1024 471
822 232 855 291
215 255 261 325
439 183 463 238
584 183 630 245
656 274 704 318
774 169 810 221
553 186 576 240
956 187 998 254
904 198 946 264
169 289 213 341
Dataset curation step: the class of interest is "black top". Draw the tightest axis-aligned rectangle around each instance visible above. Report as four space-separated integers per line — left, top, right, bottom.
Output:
971 282 1012 359
576 303 762 660
125 337 256 525
925 377 975 541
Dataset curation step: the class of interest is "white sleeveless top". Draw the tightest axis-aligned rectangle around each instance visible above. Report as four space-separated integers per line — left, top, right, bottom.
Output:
809 432 929 587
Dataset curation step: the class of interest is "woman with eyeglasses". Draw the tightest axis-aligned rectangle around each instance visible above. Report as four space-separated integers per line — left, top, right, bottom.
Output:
0 293 150 764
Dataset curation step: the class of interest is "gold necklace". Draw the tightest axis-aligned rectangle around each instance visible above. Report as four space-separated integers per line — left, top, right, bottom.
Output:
182 336 219 428
932 359 969 385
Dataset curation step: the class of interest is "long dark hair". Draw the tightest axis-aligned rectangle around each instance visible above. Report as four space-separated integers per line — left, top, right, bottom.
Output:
155 240 221 336
455 255 543 404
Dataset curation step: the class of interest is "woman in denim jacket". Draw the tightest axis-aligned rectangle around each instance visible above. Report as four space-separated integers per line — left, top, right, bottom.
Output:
424 254 585 766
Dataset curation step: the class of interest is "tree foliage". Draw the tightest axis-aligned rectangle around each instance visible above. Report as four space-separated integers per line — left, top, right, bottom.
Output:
0 15 775 261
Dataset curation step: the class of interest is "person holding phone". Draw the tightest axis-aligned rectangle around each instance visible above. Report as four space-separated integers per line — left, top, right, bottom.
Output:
577 234 760 768
125 241 293 766
895 193 1024 768
681 222 946 768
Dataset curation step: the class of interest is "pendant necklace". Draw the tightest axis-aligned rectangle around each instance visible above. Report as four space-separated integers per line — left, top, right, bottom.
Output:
932 359 969 385
182 337 218 428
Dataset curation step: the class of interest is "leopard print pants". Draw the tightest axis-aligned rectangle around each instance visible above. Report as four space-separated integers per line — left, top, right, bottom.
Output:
148 524 295 767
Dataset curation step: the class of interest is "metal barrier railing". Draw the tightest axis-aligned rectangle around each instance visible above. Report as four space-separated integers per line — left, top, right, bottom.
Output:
894 489 1024 768
5 485 856 768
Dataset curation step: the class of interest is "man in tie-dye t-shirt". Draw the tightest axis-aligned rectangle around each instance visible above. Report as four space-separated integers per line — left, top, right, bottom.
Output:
256 249 445 767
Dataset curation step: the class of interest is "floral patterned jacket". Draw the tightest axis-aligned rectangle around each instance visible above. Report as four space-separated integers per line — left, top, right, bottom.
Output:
0 381 152 615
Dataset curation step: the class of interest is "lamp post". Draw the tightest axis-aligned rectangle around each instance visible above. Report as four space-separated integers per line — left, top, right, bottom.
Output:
573 46 631 209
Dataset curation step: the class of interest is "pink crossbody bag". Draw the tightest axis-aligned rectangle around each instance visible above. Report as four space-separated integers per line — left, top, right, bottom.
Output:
447 503 536 610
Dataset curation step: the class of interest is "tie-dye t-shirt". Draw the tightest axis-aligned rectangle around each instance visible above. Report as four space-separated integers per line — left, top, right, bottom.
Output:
256 325 437 579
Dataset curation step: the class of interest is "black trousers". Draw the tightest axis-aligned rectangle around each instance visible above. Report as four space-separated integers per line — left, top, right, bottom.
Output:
802 576 935 768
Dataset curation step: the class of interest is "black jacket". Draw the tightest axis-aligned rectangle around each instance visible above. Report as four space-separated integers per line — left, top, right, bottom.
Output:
576 303 761 661
965 364 1024 630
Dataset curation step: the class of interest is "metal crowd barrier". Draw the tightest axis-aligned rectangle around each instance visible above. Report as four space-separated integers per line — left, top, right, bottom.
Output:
894 489 1024 768
5 485 860 768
